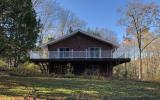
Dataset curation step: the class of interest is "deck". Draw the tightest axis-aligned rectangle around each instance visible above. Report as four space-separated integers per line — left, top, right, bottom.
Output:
30 50 130 66
30 58 130 66
29 50 130 76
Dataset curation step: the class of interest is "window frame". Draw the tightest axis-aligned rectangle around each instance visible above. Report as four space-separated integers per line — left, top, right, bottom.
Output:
88 47 101 58
58 47 70 58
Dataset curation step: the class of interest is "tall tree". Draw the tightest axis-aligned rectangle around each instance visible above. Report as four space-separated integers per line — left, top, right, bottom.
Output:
33 0 86 44
0 0 41 67
58 9 86 35
118 1 160 80
87 27 118 45
0 0 10 55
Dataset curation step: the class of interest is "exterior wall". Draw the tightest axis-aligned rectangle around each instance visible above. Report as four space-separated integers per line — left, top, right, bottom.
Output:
48 32 115 57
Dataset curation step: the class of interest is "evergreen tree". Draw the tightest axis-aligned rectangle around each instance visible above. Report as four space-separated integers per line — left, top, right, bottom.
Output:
68 26 73 33
0 0 41 67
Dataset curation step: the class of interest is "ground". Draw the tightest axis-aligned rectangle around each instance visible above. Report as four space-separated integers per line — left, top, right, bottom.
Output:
0 74 160 99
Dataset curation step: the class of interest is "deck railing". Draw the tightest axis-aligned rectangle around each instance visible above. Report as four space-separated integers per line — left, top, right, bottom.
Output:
29 50 126 59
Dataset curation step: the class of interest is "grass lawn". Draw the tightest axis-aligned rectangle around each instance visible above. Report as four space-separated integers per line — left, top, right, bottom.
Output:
0 74 160 99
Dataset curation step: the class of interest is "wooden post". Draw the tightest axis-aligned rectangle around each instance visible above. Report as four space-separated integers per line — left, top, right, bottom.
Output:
124 63 127 79
71 49 73 58
85 49 87 58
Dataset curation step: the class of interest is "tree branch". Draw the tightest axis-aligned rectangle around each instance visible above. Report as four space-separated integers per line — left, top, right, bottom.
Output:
142 36 159 52
130 14 142 52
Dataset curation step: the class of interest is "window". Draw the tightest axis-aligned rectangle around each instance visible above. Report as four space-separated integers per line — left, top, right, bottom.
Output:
58 48 70 58
89 47 101 58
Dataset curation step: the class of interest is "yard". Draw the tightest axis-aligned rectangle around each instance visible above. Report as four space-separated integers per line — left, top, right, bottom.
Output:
0 74 160 99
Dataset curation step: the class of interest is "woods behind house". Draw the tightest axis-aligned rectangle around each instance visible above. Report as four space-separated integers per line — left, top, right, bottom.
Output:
0 0 160 82
116 1 160 81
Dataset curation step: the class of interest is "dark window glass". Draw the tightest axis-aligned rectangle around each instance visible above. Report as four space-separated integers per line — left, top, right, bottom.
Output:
59 48 70 58
89 48 100 58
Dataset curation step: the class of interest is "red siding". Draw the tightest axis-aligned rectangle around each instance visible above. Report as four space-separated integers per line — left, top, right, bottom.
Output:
48 32 114 51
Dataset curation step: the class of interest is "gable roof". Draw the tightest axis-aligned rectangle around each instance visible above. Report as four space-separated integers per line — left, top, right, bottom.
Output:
42 29 118 48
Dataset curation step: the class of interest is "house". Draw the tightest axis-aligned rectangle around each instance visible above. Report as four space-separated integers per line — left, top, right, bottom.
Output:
30 29 130 77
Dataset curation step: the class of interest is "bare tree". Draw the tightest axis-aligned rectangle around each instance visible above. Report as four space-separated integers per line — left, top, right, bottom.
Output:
32 0 43 7
33 0 59 44
118 1 160 80
58 8 86 35
87 27 118 45
33 0 87 44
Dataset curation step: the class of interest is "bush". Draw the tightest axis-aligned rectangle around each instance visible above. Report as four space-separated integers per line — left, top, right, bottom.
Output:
9 62 41 77
0 59 8 71
23 62 40 73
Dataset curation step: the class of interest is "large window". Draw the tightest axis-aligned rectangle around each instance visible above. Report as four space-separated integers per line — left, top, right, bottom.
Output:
58 48 70 58
89 47 101 58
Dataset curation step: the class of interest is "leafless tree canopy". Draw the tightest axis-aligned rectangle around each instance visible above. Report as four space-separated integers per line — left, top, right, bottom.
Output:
32 0 86 44
117 0 160 80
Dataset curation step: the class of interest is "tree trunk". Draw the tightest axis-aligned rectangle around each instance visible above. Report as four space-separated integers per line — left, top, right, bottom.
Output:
14 55 20 67
138 51 142 80
13 56 17 67
13 53 20 68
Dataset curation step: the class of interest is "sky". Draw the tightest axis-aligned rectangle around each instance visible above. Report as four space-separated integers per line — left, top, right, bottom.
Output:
58 0 160 41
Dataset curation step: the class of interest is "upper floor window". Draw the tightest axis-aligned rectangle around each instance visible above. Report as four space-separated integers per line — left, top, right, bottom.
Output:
88 47 101 58
58 47 70 58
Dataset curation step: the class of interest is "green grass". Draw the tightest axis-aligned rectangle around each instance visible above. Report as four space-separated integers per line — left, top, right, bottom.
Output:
0 75 160 99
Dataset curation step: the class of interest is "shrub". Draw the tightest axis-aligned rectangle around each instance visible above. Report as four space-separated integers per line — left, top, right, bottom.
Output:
65 63 74 76
9 62 41 77
23 62 40 73
0 59 8 71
